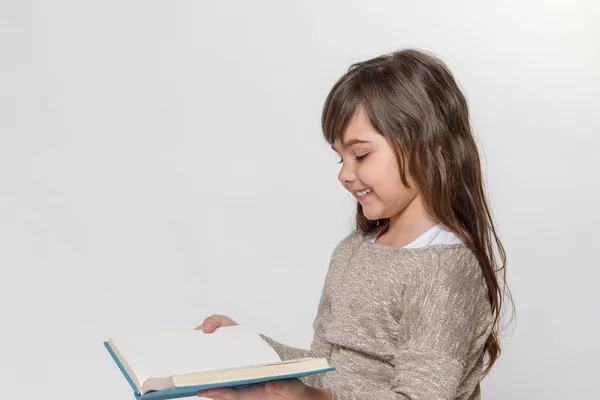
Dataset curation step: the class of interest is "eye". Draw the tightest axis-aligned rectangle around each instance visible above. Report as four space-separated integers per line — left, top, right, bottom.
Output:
336 153 369 164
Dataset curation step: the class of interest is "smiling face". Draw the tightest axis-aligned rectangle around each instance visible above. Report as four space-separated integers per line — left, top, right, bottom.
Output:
332 106 421 222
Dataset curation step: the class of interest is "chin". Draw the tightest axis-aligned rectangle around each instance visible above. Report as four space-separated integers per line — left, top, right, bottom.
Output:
361 207 383 221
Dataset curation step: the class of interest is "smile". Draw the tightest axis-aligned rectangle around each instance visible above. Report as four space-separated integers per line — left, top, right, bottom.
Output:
356 188 372 198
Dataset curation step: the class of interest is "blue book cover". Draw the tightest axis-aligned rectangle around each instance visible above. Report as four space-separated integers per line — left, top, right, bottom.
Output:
104 342 335 400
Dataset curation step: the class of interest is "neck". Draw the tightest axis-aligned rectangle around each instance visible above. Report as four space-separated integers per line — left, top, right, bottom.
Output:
380 193 438 247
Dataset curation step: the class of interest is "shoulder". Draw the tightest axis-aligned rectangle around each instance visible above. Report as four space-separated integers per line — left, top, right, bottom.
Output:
430 245 486 288
438 245 484 284
329 228 365 260
406 245 488 298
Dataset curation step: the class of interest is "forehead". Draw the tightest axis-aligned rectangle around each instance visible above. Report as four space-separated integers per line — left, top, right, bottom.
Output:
332 107 381 149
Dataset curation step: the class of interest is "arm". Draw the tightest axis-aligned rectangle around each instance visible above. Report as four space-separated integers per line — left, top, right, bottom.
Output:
259 284 333 388
260 253 336 388
259 334 313 360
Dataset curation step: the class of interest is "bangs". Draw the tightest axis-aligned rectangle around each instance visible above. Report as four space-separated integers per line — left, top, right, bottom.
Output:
321 73 363 145
321 65 394 146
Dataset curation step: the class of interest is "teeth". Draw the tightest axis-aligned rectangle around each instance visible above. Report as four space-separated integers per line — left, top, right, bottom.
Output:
357 188 372 196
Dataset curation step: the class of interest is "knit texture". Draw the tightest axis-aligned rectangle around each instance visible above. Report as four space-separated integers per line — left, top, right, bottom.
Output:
260 229 494 400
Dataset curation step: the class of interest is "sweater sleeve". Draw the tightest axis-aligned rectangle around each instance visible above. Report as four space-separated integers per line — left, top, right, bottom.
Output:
259 239 342 389
327 254 491 400
259 293 333 388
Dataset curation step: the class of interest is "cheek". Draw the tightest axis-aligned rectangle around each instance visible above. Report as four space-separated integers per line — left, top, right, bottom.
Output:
356 164 380 189
362 158 401 191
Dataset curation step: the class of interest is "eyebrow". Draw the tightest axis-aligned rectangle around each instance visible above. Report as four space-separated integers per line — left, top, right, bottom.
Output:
331 139 371 151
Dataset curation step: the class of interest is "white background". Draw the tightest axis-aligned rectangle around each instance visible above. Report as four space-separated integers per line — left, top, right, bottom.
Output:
1 1 598 399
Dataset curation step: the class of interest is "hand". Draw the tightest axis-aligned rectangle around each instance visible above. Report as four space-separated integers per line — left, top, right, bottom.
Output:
197 378 329 400
194 314 238 333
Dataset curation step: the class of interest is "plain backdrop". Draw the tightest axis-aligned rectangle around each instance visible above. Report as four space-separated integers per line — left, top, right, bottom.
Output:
1 1 598 399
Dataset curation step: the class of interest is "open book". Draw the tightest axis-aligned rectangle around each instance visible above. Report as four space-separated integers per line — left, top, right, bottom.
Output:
104 325 334 400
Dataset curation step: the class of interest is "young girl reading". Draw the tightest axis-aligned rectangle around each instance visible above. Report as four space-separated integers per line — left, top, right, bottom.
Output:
196 48 509 400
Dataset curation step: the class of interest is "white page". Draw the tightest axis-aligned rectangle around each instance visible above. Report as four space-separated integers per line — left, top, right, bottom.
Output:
110 325 282 386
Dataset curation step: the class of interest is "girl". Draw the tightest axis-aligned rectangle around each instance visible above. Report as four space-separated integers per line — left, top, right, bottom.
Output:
196 48 509 400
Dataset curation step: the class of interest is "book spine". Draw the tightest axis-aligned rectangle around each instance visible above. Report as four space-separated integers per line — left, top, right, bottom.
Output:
104 342 141 398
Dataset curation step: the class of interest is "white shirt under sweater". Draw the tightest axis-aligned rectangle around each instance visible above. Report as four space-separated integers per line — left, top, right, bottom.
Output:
365 223 463 247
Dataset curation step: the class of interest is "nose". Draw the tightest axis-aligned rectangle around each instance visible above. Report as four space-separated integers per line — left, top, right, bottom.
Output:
338 162 356 186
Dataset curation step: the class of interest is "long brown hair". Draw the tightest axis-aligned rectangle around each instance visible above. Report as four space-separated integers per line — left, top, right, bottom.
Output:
321 49 511 375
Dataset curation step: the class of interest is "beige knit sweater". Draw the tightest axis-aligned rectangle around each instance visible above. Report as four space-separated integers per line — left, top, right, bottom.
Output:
260 229 494 400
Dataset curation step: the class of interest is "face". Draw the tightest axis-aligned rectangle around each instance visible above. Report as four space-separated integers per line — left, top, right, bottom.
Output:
331 106 420 221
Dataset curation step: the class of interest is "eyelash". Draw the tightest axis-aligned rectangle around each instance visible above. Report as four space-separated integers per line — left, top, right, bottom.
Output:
337 153 369 164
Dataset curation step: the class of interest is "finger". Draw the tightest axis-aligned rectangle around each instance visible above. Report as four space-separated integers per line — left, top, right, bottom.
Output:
197 390 229 400
196 315 221 333
197 388 237 398
211 388 237 400
246 383 268 396
198 392 227 399
267 380 293 394
194 322 212 332
201 315 225 333
265 381 279 393
197 387 221 396
267 378 303 395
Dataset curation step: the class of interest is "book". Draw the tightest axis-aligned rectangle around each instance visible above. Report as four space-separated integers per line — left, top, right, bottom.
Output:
104 325 334 400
